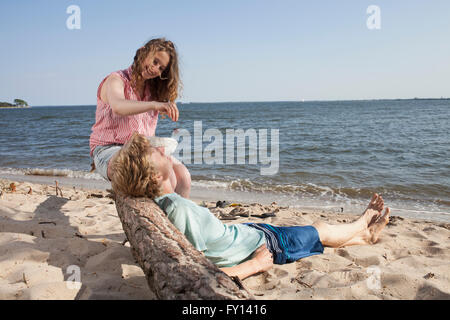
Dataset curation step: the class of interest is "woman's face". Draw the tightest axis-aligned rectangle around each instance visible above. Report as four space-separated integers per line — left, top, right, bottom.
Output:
141 50 170 80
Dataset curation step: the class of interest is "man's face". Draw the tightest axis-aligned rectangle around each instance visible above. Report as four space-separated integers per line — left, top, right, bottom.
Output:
148 146 172 181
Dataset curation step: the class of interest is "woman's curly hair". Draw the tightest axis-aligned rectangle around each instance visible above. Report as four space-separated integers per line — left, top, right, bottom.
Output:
130 37 182 102
111 132 162 199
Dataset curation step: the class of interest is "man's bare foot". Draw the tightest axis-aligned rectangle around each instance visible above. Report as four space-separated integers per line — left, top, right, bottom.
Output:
368 207 390 244
339 207 390 247
361 193 384 227
368 193 384 212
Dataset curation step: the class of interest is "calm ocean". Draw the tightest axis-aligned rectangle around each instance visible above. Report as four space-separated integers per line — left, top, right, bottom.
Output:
0 100 449 222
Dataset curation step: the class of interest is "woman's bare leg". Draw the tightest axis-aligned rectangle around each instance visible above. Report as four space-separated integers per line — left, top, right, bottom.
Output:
313 194 384 248
107 152 120 180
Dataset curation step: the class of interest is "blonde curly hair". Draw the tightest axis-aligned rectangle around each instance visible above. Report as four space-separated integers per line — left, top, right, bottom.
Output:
110 132 162 199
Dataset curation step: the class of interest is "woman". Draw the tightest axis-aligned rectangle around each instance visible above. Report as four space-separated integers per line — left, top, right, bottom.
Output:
89 38 191 198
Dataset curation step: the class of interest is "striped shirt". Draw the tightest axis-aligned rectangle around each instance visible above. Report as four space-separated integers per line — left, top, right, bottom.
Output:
89 65 159 156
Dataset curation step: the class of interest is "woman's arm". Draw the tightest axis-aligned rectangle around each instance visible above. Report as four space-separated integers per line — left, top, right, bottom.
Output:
219 244 273 280
105 75 178 120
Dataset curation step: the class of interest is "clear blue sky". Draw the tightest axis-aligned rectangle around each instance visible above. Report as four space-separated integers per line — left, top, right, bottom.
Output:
1 0 449 105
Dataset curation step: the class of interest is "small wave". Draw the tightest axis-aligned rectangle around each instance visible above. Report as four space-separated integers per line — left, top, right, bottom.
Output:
25 168 71 177
0 167 104 180
36 115 58 120
389 207 450 216
434 199 450 207
190 177 450 211
191 180 230 189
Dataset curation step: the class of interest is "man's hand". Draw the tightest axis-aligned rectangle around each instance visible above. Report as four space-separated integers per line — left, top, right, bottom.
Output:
252 244 273 272
219 244 273 280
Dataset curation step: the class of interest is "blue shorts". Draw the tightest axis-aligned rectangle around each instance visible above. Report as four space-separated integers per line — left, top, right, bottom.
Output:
245 223 324 264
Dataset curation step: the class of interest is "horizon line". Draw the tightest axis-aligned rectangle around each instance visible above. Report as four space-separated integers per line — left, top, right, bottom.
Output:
30 96 450 107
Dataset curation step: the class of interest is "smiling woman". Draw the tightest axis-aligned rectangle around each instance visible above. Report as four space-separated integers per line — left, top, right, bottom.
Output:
142 51 169 80
129 38 181 103
89 37 191 198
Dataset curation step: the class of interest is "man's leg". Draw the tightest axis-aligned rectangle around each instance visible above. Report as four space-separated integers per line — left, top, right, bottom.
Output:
312 194 385 248
339 207 390 246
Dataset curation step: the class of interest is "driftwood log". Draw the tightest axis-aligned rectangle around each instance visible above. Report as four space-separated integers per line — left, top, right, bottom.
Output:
114 193 254 300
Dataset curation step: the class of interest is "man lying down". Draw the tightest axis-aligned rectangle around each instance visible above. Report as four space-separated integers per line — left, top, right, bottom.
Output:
111 132 390 280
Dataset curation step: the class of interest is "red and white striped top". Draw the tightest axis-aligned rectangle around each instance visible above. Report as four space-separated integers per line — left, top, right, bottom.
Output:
89 66 158 156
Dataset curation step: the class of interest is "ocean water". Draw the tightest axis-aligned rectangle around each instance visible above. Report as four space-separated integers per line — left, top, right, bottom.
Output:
0 99 449 222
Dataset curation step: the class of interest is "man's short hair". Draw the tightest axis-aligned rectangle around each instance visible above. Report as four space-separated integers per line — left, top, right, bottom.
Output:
110 132 162 199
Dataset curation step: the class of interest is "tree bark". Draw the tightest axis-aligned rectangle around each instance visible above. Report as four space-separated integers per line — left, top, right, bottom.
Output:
114 193 254 300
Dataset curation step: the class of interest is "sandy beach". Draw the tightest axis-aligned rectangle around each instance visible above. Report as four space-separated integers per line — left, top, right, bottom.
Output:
1 177 449 300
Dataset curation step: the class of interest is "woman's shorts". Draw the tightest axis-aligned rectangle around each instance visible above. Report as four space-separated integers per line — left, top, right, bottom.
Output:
92 144 122 181
245 223 324 264
91 137 180 181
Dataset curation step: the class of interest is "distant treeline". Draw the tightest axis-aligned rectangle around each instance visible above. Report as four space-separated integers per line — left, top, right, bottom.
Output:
0 99 29 108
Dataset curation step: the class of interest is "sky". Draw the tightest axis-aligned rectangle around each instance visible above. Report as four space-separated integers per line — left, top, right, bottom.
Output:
0 0 449 106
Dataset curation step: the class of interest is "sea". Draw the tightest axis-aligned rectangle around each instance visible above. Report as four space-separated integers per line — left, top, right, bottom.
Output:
0 99 449 222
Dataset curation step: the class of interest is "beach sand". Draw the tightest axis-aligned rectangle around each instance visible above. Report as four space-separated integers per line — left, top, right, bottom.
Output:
1 178 449 300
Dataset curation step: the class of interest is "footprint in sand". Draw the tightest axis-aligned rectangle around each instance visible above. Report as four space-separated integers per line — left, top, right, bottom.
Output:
329 269 367 286
260 272 281 290
271 268 289 279
335 248 351 259
243 271 281 292
424 246 444 255
423 240 439 247
404 230 428 240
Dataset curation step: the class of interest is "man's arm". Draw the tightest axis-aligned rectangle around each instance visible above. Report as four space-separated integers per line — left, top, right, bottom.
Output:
219 244 273 280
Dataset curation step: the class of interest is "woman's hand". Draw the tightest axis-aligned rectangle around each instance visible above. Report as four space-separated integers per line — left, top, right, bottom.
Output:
156 101 179 121
252 244 273 272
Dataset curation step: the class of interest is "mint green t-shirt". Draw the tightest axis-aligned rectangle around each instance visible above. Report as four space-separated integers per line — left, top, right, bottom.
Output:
154 193 266 267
